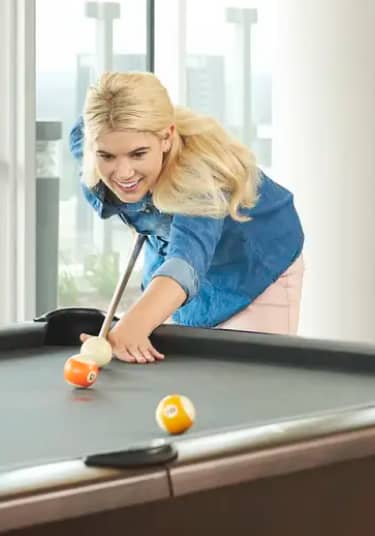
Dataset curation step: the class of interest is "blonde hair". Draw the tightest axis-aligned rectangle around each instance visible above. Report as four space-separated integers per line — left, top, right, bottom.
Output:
82 71 259 221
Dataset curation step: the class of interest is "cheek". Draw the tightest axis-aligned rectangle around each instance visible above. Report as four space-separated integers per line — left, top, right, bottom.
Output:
147 153 164 175
96 159 113 177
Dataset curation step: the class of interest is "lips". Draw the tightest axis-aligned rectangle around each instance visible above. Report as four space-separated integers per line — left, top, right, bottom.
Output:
114 178 143 191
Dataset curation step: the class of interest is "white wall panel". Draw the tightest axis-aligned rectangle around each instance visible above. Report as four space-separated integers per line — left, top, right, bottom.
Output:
272 0 375 343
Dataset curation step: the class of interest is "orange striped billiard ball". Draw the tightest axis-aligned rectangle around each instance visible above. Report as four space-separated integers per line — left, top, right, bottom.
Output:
155 394 196 435
64 355 99 388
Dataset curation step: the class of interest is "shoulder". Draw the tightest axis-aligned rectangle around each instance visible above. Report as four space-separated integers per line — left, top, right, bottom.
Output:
70 117 84 160
257 169 293 196
254 170 294 207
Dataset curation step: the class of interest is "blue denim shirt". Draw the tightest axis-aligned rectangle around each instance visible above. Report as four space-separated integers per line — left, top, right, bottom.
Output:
70 119 304 327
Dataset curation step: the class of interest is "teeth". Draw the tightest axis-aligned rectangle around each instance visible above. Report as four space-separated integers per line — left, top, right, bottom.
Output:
118 180 139 189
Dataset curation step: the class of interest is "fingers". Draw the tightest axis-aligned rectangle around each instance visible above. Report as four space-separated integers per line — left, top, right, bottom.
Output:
151 345 165 360
115 343 165 364
79 333 92 343
80 333 165 364
128 346 148 364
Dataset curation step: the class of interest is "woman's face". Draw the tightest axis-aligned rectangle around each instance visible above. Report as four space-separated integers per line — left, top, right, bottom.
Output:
94 127 173 203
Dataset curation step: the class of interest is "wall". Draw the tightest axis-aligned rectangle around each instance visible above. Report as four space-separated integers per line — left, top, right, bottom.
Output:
272 0 375 343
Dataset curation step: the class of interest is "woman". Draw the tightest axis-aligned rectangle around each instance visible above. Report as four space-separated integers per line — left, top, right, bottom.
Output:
70 71 304 364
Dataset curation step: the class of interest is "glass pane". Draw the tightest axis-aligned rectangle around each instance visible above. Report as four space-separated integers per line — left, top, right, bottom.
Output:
36 0 147 316
185 0 273 172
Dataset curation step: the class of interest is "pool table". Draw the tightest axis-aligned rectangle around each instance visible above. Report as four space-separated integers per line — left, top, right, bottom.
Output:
1 307 375 535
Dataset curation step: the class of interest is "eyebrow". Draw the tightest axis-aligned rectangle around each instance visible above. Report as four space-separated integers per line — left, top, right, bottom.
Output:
96 146 151 156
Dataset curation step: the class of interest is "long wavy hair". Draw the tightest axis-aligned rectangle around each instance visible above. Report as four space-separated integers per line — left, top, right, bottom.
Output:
82 71 259 221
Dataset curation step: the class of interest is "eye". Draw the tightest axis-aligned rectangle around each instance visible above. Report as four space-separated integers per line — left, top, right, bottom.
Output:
132 152 147 159
98 154 114 161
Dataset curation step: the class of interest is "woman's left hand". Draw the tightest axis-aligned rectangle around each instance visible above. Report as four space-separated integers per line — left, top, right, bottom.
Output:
80 318 165 364
107 317 165 364
80 276 186 364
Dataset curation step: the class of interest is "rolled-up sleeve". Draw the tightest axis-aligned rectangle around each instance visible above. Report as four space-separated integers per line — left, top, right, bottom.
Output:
151 214 224 302
70 117 84 161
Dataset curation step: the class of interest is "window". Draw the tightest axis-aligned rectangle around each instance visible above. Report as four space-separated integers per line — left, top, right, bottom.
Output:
155 0 273 171
184 0 273 171
36 0 148 316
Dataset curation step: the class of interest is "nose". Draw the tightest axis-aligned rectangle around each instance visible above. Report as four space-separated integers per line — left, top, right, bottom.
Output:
115 158 134 180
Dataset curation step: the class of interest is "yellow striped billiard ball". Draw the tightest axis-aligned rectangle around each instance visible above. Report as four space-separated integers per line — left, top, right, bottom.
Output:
155 394 196 435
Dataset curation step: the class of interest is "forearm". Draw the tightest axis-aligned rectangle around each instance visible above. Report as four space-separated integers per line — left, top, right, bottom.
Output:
120 276 187 333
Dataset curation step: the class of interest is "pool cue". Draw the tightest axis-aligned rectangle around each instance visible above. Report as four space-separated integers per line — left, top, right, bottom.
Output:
98 233 147 339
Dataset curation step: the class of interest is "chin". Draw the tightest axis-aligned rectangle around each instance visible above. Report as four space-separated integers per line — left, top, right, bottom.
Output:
121 193 144 203
117 187 149 203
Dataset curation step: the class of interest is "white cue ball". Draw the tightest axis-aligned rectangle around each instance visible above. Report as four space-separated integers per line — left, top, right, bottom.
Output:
80 336 112 367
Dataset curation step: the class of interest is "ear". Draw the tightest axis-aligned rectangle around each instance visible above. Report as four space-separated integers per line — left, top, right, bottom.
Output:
161 124 175 152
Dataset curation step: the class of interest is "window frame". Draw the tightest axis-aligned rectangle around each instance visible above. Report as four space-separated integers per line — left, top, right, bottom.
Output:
0 0 36 324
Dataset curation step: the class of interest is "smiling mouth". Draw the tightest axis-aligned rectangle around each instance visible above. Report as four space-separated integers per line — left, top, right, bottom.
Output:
114 178 143 192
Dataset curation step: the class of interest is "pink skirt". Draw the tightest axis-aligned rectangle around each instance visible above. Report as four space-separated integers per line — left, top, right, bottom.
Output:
216 255 304 335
